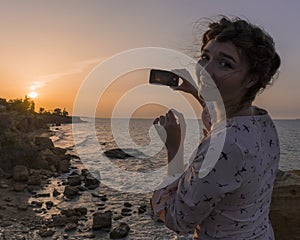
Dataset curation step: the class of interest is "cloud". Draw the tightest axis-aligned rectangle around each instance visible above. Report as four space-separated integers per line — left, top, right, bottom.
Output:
28 57 106 90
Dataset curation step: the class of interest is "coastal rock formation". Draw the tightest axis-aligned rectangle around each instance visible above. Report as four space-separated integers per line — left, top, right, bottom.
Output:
0 112 71 174
270 169 300 240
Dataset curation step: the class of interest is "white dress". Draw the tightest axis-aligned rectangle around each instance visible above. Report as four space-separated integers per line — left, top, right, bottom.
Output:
151 107 280 239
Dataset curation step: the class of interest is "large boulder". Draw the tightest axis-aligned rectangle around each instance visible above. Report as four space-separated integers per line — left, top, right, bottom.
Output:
13 165 29 182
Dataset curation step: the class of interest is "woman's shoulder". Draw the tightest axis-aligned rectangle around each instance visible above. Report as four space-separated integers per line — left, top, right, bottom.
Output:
226 106 274 129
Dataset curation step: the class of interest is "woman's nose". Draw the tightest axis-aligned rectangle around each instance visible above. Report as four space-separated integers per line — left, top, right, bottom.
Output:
197 61 215 84
201 61 214 78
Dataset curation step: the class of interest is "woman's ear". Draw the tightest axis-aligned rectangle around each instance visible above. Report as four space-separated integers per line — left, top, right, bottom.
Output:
244 74 258 89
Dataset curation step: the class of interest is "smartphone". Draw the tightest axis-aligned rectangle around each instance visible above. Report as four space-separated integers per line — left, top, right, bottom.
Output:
149 69 179 87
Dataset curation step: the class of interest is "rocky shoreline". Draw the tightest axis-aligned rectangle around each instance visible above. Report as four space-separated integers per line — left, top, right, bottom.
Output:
0 112 299 239
0 113 157 240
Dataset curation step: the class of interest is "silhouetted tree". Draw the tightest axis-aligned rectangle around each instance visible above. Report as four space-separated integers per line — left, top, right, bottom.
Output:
39 107 45 114
62 108 68 117
53 108 62 116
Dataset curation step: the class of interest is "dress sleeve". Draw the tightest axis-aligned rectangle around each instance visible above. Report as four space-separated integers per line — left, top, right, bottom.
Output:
151 139 245 235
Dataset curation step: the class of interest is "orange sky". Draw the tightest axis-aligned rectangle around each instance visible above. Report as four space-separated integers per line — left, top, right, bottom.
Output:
1 1 300 119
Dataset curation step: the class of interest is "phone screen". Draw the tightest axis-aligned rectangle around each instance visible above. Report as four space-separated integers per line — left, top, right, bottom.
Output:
149 69 179 87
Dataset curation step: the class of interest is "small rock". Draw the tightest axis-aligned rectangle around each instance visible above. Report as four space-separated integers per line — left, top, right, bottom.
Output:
67 175 82 186
113 215 123 221
61 207 87 217
31 201 43 208
84 175 100 189
34 209 43 213
92 211 112 230
81 169 89 177
103 148 134 159
63 186 79 199
100 196 108 202
51 214 79 227
124 202 132 208
121 208 132 213
109 222 130 239
121 211 132 217
53 188 60 197
13 165 29 182
37 193 51 198
138 204 147 214
46 201 54 209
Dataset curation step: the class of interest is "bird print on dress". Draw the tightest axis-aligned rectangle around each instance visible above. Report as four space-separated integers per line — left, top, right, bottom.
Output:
151 111 279 239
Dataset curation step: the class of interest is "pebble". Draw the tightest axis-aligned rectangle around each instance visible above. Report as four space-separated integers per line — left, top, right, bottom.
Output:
109 222 130 239
46 201 54 209
53 188 60 197
124 202 132 208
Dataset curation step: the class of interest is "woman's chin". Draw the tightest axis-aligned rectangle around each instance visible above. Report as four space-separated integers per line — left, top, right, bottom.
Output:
199 86 222 102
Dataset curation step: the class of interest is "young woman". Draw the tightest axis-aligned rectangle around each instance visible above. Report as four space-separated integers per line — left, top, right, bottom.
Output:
151 17 281 239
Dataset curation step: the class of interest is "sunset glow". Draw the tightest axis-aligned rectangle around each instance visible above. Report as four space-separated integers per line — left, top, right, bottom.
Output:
0 1 299 118
28 91 38 99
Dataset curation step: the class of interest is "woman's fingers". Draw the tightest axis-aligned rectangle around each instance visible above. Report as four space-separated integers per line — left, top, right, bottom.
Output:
166 110 176 123
159 115 165 126
153 117 159 125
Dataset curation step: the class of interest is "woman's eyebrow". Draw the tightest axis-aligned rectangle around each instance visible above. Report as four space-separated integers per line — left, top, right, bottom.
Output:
202 49 237 63
219 52 237 63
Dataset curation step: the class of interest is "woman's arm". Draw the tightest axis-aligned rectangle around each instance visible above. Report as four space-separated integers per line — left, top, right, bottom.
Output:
151 140 245 235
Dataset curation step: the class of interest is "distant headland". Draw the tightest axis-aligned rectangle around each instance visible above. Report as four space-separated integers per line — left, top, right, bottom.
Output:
0 96 84 125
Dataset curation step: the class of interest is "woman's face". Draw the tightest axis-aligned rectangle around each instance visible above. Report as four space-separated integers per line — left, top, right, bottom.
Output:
197 40 251 105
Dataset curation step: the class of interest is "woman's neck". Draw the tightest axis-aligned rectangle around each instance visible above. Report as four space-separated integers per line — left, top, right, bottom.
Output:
225 101 254 119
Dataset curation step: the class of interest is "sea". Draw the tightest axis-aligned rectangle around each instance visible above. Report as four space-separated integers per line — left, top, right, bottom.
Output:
48 118 300 239
51 118 300 172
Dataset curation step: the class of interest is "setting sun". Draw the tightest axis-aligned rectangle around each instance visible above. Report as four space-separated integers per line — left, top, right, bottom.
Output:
28 91 38 99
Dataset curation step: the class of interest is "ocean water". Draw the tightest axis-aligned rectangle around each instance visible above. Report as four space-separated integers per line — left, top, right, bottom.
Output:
52 118 300 172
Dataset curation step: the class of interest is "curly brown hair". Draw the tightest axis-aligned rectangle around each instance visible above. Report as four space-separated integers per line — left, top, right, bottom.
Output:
200 16 281 104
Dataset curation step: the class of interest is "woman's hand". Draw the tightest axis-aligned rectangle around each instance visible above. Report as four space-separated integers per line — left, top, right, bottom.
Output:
153 109 186 162
171 69 198 96
171 69 206 108
202 106 212 137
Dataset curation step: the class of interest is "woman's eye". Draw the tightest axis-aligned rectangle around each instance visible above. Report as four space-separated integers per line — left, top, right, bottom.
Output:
219 61 232 69
199 54 209 61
